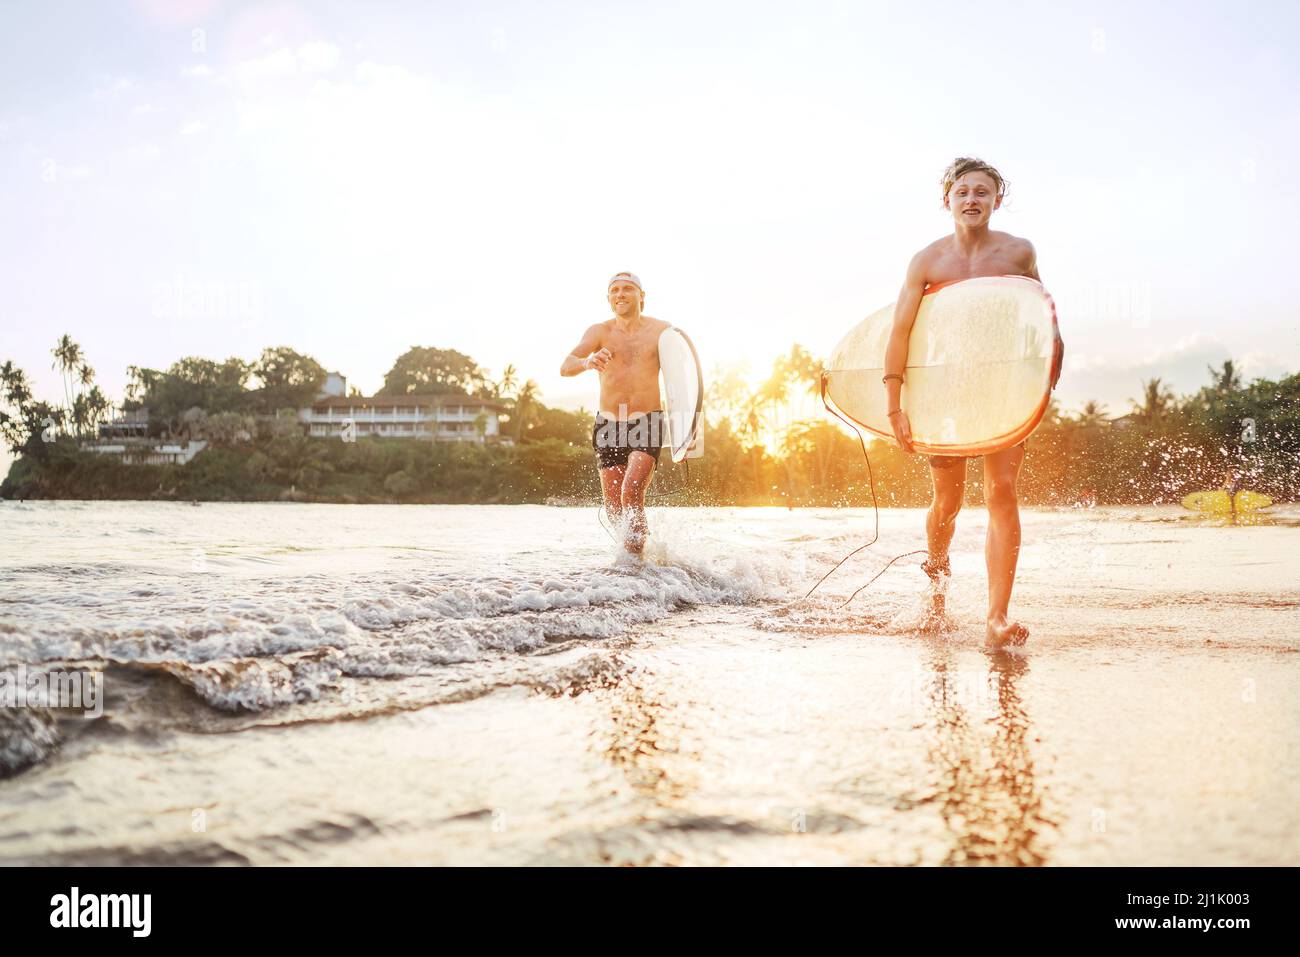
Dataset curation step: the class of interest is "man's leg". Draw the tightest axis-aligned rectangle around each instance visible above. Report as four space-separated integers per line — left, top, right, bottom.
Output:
926 458 966 572
983 442 1028 647
599 464 626 526
925 458 966 617
620 451 657 554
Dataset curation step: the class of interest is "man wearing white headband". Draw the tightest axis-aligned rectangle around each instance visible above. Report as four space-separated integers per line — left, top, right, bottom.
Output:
560 272 671 555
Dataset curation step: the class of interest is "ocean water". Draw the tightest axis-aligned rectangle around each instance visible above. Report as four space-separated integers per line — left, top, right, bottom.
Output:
0 500 1297 865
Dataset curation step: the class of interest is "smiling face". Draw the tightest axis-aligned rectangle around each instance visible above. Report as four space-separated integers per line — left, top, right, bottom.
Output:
945 170 1001 227
607 280 644 317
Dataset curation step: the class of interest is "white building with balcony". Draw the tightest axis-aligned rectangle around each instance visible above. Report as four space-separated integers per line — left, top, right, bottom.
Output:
84 439 208 465
85 408 210 465
97 408 151 439
298 394 509 443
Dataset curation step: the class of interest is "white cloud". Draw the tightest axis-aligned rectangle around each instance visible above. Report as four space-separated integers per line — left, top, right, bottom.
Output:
133 103 164 115
181 64 213 78
353 60 424 87
91 76 133 101
233 42 342 85
298 41 341 73
122 143 161 163
235 47 298 82
180 120 205 136
1060 333 1291 411
1068 332 1224 374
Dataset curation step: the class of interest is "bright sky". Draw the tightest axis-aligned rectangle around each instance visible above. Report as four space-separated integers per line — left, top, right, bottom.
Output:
3 0 1299 476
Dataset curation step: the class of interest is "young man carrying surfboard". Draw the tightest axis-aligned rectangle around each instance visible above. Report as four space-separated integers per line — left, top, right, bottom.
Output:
884 158 1065 646
560 272 670 555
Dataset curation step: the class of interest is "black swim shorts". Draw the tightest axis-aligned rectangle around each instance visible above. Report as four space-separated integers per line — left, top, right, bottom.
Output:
928 437 1029 470
592 411 664 469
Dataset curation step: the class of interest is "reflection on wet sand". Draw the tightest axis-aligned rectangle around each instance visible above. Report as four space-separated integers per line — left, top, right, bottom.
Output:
600 664 695 807
920 643 1060 865
1172 511 1296 528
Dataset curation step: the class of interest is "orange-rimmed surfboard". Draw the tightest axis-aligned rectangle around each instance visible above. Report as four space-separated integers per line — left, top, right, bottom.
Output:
825 275 1058 457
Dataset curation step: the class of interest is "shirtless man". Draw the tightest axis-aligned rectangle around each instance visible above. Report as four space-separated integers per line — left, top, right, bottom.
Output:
560 272 670 555
884 158 1064 647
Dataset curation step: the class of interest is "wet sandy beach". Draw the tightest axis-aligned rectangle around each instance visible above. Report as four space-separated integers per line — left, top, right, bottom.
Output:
1 502 1297 865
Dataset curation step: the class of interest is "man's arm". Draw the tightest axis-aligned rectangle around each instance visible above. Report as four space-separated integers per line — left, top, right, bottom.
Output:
1024 242 1064 391
883 251 928 451
560 324 610 377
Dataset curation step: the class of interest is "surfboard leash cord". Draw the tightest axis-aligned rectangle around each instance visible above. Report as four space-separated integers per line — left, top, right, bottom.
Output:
804 371 926 607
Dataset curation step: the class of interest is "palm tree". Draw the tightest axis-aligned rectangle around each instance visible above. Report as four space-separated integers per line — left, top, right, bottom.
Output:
1 360 36 451
739 389 773 449
1207 360 1242 393
760 346 825 501
772 344 823 398
704 364 754 433
495 364 518 400
74 362 96 437
511 380 539 441
124 365 160 409
1073 400 1108 428
51 334 84 420
783 420 842 492
72 388 113 439
1130 378 1175 424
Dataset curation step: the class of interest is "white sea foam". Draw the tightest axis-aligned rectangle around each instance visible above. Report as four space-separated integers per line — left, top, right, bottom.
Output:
0 503 806 721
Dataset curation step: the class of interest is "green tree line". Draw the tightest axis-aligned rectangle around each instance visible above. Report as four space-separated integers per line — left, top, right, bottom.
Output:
2 337 1297 505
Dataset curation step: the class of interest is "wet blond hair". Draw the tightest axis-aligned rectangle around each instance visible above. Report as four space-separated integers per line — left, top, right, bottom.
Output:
941 157 1007 206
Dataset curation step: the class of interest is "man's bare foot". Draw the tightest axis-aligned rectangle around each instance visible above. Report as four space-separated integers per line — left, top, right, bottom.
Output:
986 614 1029 647
921 554 951 583
613 549 643 569
921 554 950 617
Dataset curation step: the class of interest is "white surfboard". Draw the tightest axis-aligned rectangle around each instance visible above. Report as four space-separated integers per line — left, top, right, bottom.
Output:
658 326 704 462
825 276 1057 457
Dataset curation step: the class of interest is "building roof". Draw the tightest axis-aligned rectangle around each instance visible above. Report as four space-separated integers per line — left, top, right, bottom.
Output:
108 408 151 422
308 394 507 411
